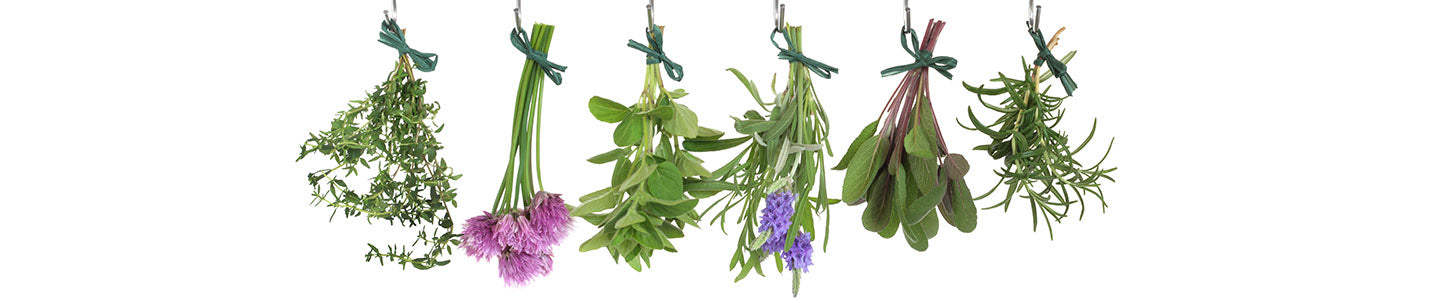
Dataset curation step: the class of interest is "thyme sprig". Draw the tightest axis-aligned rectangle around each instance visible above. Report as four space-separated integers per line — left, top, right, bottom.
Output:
573 26 728 271
298 52 461 270
959 27 1117 239
690 26 836 296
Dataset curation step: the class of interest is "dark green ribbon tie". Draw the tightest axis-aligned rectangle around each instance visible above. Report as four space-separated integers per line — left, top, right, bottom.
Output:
880 29 957 79
377 18 439 72
510 28 569 85
1029 27 1077 96
627 26 684 81
770 29 838 79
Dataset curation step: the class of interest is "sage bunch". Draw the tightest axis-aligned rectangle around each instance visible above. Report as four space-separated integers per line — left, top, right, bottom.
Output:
959 25 1116 239
836 20 976 251
297 18 459 270
459 23 574 286
574 26 725 271
690 25 838 296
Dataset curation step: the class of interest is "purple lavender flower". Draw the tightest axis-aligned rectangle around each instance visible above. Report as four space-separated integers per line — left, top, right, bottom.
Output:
529 191 573 249
782 232 813 273
460 212 502 261
498 250 553 287
759 191 797 254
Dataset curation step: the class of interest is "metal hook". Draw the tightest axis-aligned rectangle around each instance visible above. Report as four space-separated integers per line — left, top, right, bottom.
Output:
384 0 397 20
647 0 655 33
1026 0 1041 29
514 0 523 29
903 0 912 33
773 0 785 32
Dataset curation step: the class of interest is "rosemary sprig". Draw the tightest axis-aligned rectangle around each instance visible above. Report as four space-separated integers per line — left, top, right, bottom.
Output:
691 26 835 296
958 27 1117 240
573 26 728 271
836 20 974 252
297 52 461 270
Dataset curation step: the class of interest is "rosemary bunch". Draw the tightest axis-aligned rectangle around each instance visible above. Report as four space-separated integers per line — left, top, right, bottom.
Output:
836 20 974 252
959 26 1116 239
574 27 726 271
690 26 836 296
297 18 459 270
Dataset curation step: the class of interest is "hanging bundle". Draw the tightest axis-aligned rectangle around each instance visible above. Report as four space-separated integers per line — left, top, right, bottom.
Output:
457 21 573 286
574 22 725 272
958 5 1115 239
836 19 975 252
688 23 838 296
297 16 460 270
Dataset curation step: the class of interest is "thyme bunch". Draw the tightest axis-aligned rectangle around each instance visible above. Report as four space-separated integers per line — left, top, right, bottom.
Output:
836 20 975 252
959 27 1116 239
297 21 460 270
574 26 727 271
690 26 836 296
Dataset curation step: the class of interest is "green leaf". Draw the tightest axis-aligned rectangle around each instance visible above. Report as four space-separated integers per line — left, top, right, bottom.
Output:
588 148 631 164
726 68 764 104
667 89 689 99
833 121 878 170
734 120 775 135
589 96 631 123
619 163 656 191
860 174 892 231
613 114 642 147
675 152 712 177
638 106 674 120
695 126 725 139
572 187 619 216
685 180 740 192
943 153 970 180
644 199 697 218
616 208 646 228
683 136 751 152
908 155 939 194
842 135 887 203
666 104 700 138
905 179 947 224
579 229 613 252
646 162 684 201
657 222 684 238
950 179 977 233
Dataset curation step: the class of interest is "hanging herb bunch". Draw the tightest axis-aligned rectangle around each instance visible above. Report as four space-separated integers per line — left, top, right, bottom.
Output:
836 19 976 251
297 17 460 270
573 25 725 271
958 15 1116 239
691 25 838 296
458 23 574 286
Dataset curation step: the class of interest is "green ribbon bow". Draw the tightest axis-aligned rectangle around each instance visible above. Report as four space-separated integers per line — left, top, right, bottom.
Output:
770 29 839 79
1029 27 1077 96
510 27 569 85
626 26 684 81
880 28 957 79
378 18 439 72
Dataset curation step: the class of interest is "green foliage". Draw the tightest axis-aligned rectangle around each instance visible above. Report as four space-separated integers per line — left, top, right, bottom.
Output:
297 55 461 270
958 50 1117 240
702 26 835 295
574 54 727 272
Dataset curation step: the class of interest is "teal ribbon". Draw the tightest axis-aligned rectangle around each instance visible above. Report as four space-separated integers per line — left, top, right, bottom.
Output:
770 29 838 79
377 18 438 72
1029 27 1077 96
879 29 957 79
626 26 684 81
510 27 568 85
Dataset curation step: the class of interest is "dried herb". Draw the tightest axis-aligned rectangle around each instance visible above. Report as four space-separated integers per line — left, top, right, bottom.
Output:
458 23 574 286
835 20 975 252
958 25 1116 239
693 26 837 296
297 18 460 270
574 26 725 271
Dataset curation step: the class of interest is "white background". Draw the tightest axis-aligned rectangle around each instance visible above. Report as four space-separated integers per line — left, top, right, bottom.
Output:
2 0 1427 298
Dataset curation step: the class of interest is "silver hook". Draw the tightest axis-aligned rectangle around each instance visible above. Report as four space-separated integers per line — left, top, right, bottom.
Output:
903 0 912 33
647 0 655 33
384 0 397 20
773 0 785 32
1026 0 1041 29
514 0 523 29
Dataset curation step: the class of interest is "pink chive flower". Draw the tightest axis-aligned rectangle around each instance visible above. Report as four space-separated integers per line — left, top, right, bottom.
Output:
498 250 553 287
460 212 502 260
529 191 574 249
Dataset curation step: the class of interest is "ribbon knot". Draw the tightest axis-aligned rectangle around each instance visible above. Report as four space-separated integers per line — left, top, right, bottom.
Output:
879 29 957 79
1029 27 1077 96
510 27 569 85
378 18 439 72
626 26 684 81
770 29 839 79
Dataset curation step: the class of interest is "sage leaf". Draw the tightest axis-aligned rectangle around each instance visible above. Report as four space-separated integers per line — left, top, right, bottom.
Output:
589 96 631 123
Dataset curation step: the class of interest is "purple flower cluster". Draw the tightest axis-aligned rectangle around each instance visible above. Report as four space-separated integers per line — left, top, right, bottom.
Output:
461 191 573 286
756 191 813 273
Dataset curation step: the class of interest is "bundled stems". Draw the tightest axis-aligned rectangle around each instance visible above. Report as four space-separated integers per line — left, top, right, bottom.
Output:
494 24 555 213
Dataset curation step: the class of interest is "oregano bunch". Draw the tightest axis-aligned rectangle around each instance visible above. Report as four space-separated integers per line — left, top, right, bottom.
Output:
689 25 838 296
958 25 1116 239
458 23 575 286
297 17 460 270
836 20 975 252
574 26 726 271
